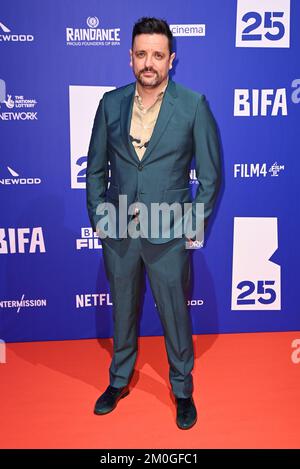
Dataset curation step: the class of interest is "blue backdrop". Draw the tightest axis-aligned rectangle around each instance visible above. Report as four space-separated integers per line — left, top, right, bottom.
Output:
1 0 299 343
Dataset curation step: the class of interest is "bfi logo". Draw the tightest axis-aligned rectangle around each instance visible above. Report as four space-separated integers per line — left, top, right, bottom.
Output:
76 227 103 250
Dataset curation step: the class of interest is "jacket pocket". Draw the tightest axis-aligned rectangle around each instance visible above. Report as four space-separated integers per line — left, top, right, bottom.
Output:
163 187 191 204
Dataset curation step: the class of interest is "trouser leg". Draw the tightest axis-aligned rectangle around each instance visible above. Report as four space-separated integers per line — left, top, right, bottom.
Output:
101 237 143 388
140 237 194 398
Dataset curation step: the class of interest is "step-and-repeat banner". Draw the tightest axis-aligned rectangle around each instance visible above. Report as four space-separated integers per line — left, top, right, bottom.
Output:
1 0 299 342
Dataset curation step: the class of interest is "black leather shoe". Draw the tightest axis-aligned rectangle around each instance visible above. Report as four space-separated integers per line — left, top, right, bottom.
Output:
94 385 130 415
175 396 197 430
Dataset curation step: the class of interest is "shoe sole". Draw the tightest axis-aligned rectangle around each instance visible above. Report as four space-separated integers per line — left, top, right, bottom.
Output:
176 415 197 430
94 390 130 415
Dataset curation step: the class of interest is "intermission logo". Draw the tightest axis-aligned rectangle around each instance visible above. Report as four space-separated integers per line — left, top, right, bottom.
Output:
76 227 103 250
0 294 47 313
0 79 38 121
235 0 290 48
233 162 285 178
0 166 41 185
169 24 205 37
0 21 34 42
0 227 46 254
66 16 120 47
231 217 281 311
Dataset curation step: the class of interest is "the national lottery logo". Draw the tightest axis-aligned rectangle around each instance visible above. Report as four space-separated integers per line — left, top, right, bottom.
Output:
235 0 290 48
0 21 34 42
0 79 38 121
76 227 103 250
66 16 120 47
233 162 285 178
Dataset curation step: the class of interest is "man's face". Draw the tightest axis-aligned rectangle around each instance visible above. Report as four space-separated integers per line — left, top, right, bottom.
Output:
130 33 175 88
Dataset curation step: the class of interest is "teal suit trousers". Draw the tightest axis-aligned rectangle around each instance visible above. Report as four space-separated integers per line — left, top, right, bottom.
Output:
101 234 194 398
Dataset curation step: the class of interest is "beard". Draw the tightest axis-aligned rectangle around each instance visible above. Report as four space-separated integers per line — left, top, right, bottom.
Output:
134 67 164 88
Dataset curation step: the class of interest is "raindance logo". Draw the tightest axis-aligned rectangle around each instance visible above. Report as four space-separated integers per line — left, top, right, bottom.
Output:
66 16 120 47
0 79 38 121
0 21 34 42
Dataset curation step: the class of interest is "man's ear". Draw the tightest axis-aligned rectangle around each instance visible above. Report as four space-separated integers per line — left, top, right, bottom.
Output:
129 49 133 67
169 52 176 70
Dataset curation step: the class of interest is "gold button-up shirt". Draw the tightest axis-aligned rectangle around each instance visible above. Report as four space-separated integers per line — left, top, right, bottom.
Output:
129 79 168 219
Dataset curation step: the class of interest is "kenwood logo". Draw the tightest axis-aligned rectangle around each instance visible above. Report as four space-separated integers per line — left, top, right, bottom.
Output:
0 166 41 185
0 21 34 42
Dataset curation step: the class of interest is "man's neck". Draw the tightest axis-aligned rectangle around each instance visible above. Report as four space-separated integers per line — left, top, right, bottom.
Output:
136 76 169 101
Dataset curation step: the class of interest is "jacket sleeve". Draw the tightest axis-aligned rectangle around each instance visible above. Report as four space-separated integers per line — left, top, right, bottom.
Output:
86 93 109 232
192 94 221 237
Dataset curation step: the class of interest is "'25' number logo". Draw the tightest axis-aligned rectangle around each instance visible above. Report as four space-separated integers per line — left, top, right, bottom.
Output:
237 280 276 305
242 11 285 42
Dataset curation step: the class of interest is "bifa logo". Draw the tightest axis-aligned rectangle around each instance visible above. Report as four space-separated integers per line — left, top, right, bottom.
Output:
76 227 103 250
235 0 290 48
0 21 34 42
234 88 287 116
0 227 46 254
231 217 281 310
69 85 114 189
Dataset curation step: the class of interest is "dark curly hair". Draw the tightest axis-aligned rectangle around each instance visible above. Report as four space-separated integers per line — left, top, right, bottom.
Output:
132 17 173 55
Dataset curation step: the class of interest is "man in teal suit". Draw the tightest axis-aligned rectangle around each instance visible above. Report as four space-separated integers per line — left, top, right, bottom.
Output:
86 17 221 429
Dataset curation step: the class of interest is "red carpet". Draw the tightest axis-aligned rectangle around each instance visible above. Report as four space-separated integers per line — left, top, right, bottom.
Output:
1 331 299 449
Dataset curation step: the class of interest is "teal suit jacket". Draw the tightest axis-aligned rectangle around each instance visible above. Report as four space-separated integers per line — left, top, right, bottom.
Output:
86 78 221 244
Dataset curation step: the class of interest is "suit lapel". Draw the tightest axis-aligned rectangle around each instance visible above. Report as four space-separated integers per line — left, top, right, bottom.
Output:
120 79 177 165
